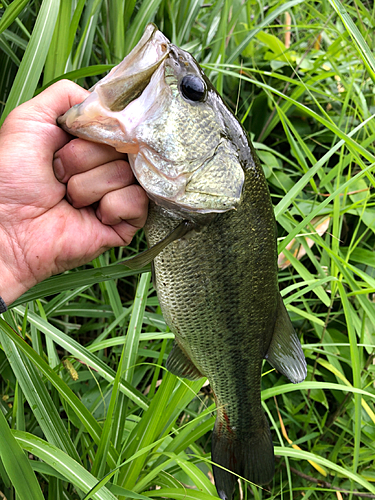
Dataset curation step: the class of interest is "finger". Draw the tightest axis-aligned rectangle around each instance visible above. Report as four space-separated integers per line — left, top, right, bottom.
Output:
17 80 89 123
67 160 135 208
108 220 145 246
4 80 90 154
97 184 149 228
54 138 127 183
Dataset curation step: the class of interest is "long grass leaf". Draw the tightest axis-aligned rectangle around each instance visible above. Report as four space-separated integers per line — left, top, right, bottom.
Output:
13 431 117 500
12 306 149 409
0 0 60 123
0 0 30 35
0 411 44 500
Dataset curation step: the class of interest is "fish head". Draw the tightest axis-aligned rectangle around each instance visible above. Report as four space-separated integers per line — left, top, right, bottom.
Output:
58 24 245 214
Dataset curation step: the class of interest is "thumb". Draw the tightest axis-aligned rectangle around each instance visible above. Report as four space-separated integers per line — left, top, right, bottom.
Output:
1 80 90 153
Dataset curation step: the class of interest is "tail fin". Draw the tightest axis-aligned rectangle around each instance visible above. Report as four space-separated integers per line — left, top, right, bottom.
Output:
211 414 274 500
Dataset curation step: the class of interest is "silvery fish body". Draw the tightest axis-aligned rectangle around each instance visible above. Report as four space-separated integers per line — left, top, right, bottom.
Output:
58 25 307 500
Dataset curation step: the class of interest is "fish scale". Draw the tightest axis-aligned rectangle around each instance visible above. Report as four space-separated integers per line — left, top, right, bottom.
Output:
58 23 308 500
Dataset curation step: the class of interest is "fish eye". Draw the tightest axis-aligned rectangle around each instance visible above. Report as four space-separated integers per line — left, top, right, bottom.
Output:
180 75 206 102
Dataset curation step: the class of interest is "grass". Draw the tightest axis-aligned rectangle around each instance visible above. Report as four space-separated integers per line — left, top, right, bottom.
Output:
1 0 375 498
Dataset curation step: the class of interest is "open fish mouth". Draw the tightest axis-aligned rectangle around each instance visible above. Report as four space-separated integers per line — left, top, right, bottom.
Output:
58 24 170 153
58 24 245 214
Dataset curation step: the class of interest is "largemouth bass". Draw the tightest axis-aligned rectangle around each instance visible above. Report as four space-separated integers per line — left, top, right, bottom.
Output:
58 24 307 499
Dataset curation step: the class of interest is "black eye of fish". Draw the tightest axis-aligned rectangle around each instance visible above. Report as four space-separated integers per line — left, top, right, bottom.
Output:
180 75 206 102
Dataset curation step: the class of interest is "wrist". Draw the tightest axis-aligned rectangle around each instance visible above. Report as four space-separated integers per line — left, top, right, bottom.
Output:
0 259 34 307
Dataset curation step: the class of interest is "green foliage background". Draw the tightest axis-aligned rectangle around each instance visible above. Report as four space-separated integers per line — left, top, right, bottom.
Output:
1 0 375 498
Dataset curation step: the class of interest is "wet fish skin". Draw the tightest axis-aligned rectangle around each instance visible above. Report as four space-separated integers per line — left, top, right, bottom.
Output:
58 25 307 499
146 138 278 496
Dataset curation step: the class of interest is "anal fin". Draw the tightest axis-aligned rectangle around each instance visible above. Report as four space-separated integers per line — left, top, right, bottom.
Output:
265 294 307 384
166 341 203 381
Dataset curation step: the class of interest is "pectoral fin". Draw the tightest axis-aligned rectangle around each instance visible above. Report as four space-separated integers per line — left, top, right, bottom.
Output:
122 220 196 269
166 341 203 380
265 294 307 384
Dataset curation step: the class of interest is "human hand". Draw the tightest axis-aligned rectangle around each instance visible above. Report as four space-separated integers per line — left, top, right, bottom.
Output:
0 80 149 306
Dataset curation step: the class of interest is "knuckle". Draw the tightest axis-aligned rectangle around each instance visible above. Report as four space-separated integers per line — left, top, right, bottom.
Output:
113 160 133 184
67 175 84 206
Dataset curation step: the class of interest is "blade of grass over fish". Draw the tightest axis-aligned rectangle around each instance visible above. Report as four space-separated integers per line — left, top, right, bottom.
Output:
12 306 149 410
0 322 81 463
10 264 149 307
13 431 117 500
262 380 375 403
0 0 30 35
0 317 119 468
0 411 44 500
0 0 60 124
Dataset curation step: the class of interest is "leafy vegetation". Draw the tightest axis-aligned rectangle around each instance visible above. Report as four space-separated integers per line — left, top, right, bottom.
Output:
1 0 375 498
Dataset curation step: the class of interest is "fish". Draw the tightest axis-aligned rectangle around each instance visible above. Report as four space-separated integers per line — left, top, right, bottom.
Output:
58 24 307 500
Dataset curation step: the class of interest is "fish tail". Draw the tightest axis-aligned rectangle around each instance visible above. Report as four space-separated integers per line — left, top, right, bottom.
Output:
211 413 274 500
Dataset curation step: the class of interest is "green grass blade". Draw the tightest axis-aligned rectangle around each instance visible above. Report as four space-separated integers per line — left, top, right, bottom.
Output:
89 269 148 478
123 272 151 385
0 0 30 35
225 0 306 65
10 264 148 308
13 431 117 500
0 411 44 500
12 306 149 410
338 282 362 474
143 490 217 499
0 321 81 463
43 0 72 83
0 0 60 124
328 0 375 83
125 0 163 52
0 317 119 468
275 447 375 493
